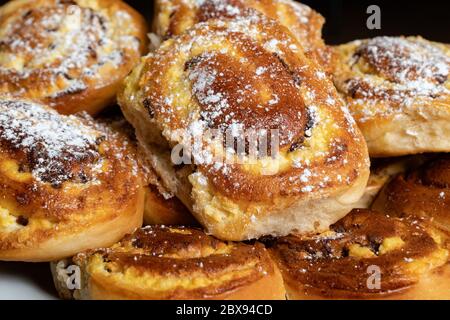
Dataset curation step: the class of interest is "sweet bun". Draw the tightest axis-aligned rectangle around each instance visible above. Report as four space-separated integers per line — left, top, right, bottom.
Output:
269 209 449 300
96 106 196 226
119 13 370 241
356 155 430 208
51 225 286 300
144 184 197 226
373 155 450 239
0 100 145 262
333 36 450 157
153 0 334 72
0 0 148 115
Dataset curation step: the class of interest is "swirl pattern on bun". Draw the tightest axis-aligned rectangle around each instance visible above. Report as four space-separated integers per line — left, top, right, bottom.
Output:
269 209 449 300
373 155 450 238
52 226 286 300
0 0 148 115
120 14 369 241
153 0 333 72
333 36 450 157
0 100 145 262
355 155 431 209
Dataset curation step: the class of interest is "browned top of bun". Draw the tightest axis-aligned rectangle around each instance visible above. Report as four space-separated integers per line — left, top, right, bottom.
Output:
124 13 368 204
373 155 450 236
270 209 448 298
0 0 148 115
154 0 333 71
0 100 142 251
333 36 450 123
73 226 279 299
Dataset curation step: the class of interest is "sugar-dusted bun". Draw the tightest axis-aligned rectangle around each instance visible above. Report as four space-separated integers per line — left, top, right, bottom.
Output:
373 155 450 238
0 0 148 115
269 209 449 300
153 0 334 72
333 36 450 157
119 13 370 241
51 226 286 300
96 106 197 226
0 100 145 262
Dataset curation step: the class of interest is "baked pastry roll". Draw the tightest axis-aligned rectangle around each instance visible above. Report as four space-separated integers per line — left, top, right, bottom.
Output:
0 100 145 262
97 106 197 226
0 0 148 115
119 14 370 241
269 209 449 300
333 36 450 157
373 155 450 238
51 226 286 300
153 0 334 72
142 154 197 226
355 155 430 208
144 184 197 226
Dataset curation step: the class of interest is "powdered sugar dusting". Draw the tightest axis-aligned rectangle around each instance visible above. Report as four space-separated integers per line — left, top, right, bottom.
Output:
195 0 243 17
0 2 140 103
142 11 368 201
361 37 448 84
158 0 323 60
0 100 102 186
345 37 449 113
280 0 313 25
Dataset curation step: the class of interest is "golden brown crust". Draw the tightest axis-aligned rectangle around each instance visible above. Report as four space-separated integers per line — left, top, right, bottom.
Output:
119 13 369 241
373 155 450 239
333 36 450 157
99 110 196 227
56 226 286 300
153 0 334 73
269 209 449 300
356 155 431 209
144 184 197 226
0 100 145 262
96 106 197 226
0 0 148 115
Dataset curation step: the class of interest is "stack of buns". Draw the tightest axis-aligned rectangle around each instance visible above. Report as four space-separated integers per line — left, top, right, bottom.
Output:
0 0 448 300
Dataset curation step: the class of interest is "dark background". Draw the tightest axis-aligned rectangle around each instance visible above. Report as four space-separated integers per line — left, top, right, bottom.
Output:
0 0 449 44
125 0 450 44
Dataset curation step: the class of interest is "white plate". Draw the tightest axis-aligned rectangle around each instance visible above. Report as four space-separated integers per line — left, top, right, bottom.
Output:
0 262 58 300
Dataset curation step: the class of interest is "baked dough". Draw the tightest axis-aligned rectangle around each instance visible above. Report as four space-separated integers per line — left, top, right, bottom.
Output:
119 13 370 241
144 184 197 226
333 36 450 157
355 155 430 208
51 226 286 300
373 155 450 239
0 99 145 262
269 209 449 300
153 0 334 72
96 106 197 226
0 0 148 115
